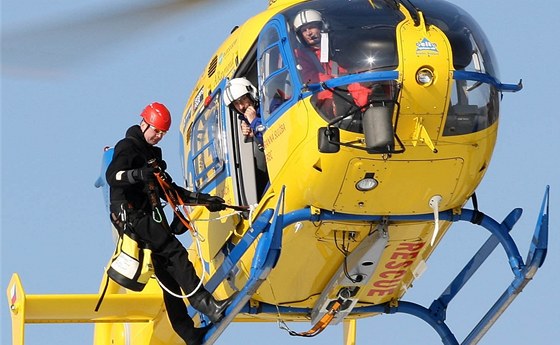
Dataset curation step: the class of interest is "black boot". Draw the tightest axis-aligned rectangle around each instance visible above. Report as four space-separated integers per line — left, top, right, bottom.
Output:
189 290 235 323
184 324 212 345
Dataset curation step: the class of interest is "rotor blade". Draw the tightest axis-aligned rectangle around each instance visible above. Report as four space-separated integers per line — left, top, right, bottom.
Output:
2 0 219 78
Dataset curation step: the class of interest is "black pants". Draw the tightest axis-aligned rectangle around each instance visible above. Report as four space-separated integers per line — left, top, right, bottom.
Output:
131 211 201 341
156 260 198 341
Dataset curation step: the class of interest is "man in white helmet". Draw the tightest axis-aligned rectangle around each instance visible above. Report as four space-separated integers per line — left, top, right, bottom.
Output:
223 78 270 198
293 9 372 119
293 9 351 117
293 9 342 84
293 9 323 51
223 78 266 148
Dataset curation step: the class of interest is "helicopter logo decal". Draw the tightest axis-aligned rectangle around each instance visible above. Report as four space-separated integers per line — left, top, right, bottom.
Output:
416 38 439 54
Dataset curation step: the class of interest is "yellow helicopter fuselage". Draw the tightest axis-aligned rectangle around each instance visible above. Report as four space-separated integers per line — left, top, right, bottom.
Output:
181 0 499 320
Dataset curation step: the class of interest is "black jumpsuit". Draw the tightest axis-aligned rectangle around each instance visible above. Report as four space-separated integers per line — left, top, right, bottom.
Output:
106 125 201 341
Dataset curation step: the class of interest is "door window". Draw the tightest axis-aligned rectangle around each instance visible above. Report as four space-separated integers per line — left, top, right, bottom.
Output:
189 92 225 189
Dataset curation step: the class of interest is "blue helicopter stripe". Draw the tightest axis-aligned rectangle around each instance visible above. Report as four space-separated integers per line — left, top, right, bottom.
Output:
299 70 523 98
453 70 523 92
301 70 400 97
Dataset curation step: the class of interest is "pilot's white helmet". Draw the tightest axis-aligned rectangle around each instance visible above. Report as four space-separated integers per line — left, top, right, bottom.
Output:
223 78 258 106
293 9 323 32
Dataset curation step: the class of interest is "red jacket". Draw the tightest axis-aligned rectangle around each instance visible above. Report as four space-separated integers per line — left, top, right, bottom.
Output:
295 47 372 109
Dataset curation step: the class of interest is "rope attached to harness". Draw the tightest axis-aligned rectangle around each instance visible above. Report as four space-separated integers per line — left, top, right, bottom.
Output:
153 171 197 235
151 165 250 234
148 163 252 299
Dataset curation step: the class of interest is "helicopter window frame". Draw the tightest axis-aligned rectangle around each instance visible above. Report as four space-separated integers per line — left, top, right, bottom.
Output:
180 106 193 188
420 0 499 78
442 75 500 136
257 17 298 123
282 2 402 82
188 91 227 191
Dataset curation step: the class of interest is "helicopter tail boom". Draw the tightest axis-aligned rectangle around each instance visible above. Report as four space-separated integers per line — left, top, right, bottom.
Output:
6 274 162 345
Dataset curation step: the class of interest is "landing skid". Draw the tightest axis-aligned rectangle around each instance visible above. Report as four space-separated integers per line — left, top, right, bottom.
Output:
198 186 549 345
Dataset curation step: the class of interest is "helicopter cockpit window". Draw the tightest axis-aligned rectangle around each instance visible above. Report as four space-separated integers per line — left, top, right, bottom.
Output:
280 1 401 129
258 24 293 120
418 0 500 136
189 93 225 189
443 80 499 136
420 0 498 77
284 1 401 82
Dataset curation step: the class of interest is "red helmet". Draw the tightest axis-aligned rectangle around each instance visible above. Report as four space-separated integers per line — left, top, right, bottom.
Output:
140 102 171 131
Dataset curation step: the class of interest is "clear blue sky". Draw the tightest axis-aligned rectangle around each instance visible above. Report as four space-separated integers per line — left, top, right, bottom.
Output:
2 1 558 344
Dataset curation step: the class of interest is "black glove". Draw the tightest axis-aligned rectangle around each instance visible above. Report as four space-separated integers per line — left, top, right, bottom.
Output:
197 193 226 212
155 159 167 172
131 167 156 182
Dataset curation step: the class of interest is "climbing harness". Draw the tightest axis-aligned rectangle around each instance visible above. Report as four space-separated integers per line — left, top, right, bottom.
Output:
98 155 250 304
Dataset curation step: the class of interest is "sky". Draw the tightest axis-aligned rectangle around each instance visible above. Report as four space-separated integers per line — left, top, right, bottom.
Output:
1 0 559 344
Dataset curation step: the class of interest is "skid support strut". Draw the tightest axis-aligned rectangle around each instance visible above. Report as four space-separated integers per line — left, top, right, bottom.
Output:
194 186 548 345
356 186 549 344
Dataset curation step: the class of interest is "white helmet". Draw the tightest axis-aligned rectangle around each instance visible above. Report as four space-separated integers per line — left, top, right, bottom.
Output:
223 78 258 106
293 9 323 32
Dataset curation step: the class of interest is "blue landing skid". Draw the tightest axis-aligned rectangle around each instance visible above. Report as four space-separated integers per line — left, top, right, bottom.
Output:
197 186 549 345
199 187 286 345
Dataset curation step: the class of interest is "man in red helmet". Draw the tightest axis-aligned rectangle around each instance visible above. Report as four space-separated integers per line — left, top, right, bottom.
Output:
106 102 233 345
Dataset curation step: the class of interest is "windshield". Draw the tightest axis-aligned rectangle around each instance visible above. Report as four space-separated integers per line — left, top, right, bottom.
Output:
272 0 500 136
283 0 402 80
419 0 499 77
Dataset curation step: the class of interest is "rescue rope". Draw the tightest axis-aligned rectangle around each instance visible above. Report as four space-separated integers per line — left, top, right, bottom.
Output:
155 234 206 299
154 172 197 234
153 171 251 233
151 171 251 299
150 171 204 299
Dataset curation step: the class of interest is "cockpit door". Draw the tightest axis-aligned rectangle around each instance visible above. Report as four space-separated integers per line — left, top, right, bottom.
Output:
184 85 229 193
256 16 296 124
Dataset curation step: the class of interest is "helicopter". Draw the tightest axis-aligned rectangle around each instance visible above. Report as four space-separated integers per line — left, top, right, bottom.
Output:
6 0 550 345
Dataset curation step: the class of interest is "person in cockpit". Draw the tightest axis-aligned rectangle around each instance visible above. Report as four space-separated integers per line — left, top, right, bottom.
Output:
223 78 265 149
292 9 380 127
292 9 357 118
293 10 346 84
